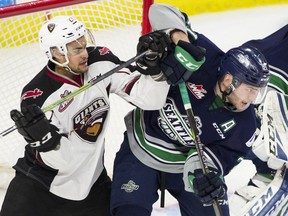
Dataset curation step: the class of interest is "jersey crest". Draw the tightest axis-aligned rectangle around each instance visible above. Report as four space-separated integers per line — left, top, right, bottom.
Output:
158 97 202 147
21 88 43 100
72 97 109 143
99 47 110 55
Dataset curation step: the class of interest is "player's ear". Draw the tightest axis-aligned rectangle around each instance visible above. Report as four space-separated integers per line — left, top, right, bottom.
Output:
221 73 233 90
50 47 65 62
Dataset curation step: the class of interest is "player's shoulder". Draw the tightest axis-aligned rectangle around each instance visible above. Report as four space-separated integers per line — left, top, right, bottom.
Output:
21 66 62 108
87 46 121 66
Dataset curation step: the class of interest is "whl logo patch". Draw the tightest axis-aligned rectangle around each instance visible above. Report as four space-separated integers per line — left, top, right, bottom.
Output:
186 82 207 99
59 90 74 112
121 180 139 193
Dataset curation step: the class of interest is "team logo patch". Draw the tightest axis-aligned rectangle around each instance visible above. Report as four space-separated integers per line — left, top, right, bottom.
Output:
58 90 74 112
21 88 43 100
158 97 202 147
72 97 109 143
121 180 139 193
47 23 55 32
186 82 207 99
68 17 76 22
99 47 110 55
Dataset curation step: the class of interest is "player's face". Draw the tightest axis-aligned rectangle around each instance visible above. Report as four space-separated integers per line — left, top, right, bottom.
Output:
66 36 89 73
228 83 261 111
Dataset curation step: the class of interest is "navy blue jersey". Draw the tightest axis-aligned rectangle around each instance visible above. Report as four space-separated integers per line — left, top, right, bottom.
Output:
243 24 288 94
126 33 256 176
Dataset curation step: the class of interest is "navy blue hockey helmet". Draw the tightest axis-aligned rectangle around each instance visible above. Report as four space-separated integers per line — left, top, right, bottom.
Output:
219 46 270 88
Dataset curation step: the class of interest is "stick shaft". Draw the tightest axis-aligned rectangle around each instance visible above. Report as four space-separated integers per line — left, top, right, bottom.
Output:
43 50 149 112
1 51 148 137
179 82 223 216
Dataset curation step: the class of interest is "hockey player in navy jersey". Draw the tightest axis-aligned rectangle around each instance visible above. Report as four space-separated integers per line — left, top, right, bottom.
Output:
229 24 288 216
110 3 270 216
0 16 195 216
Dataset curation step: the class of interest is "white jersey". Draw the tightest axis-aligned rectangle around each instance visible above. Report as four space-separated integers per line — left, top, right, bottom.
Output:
15 46 169 200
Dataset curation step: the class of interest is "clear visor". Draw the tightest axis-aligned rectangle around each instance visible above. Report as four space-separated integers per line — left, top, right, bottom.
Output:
67 29 96 56
232 83 267 105
49 29 96 69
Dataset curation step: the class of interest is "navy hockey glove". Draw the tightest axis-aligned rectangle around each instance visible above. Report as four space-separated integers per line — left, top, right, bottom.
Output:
160 40 205 85
10 104 61 152
191 168 227 204
183 149 226 205
136 30 171 76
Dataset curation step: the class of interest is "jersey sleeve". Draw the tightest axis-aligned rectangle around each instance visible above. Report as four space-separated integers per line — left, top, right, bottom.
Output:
242 24 288 95
149 3 188 34
109 68 170 110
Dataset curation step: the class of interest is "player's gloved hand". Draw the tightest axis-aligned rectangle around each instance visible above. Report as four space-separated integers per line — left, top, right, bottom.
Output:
10 104 61 152
191 168 226 204
136 30 171 76
160 40 206 85
183 148 226 205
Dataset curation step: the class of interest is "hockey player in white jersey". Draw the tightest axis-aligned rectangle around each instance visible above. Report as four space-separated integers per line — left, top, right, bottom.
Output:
0 16 193 216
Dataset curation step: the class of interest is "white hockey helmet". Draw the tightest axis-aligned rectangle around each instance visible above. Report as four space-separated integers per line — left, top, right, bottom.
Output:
39 16 92 66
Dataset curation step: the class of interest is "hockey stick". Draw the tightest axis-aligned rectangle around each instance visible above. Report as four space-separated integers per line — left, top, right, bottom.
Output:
179 82 223 216
0 50 149 137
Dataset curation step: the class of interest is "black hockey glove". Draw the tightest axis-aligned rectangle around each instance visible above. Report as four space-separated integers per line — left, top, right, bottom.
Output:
183 149 226 205
191 168 227 204
10 104 61 152
160 40 206 85
136 30 171 76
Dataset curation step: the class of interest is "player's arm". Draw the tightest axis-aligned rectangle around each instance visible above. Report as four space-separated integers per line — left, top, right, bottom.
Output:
114 31 205 109
149 3 188 36
129 3 205 90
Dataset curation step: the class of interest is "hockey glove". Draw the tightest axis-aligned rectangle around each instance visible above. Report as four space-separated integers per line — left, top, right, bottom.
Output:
136 30 171 77
10 104 61 152
160 40 205 85
183 148 226 205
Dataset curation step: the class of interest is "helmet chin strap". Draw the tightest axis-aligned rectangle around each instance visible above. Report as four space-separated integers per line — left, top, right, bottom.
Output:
218 80 232 102
218 80 238 111
63 65 81 75
61 53 81 75
52 56 81 76
218 81 250 112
